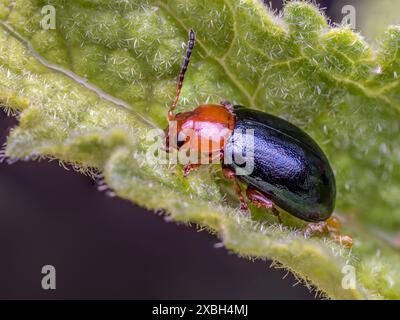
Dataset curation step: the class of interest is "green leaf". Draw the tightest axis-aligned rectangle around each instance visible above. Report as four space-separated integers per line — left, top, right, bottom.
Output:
1 0 400 299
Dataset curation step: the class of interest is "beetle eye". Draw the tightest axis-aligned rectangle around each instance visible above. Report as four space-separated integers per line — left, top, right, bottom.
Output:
177 132 186 148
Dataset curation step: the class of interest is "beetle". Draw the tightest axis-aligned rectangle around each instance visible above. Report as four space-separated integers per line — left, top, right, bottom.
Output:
165 30 352 247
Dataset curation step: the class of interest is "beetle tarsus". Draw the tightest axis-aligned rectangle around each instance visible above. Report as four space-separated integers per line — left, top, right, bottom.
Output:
304 216 353 248
304 221 328 238
183 163 200 177
246 187 281 223
183 152 224 177
332 234 353 248
239 202 250 215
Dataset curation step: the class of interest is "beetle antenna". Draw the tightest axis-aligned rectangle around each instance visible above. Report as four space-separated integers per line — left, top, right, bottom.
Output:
168 29 195 121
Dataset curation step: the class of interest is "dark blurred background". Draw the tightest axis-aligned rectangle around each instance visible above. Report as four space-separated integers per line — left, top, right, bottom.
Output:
0 0 395 299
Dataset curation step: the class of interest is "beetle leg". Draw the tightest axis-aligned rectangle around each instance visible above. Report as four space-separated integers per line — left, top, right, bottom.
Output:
304 216 340 238
304 216 353 248
222 167 249 214
183 151 223 177
304 221 328 238
246 187 282 223
183 163 201 177
220 100 234 113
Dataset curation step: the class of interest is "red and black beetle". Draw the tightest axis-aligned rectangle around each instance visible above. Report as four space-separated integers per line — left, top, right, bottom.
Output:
165 30 352 247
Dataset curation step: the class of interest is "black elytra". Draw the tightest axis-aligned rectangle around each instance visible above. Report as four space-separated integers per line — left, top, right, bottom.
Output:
223 106 336 222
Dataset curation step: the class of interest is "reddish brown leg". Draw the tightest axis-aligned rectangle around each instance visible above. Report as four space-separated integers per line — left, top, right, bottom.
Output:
304 221 328 238
183 163 201 177
183 152 223 177
304 216 353 248
222 167 249 214
246 187 282 223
